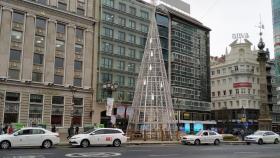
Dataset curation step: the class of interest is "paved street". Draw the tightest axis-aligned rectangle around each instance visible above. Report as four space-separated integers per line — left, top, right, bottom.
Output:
1 144 280 158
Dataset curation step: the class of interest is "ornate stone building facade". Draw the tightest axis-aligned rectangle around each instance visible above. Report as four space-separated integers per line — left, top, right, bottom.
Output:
0 0 99 132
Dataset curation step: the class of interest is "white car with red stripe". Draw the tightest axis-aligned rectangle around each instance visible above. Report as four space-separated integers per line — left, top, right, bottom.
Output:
69 128 127 147
181 130 223 145
0 127 60 149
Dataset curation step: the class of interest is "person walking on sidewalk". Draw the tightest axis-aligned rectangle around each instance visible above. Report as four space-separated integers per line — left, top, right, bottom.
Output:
75 126 79 135
67 125 74 139
7 125 13 134
51 125 56 133
240 129 245 141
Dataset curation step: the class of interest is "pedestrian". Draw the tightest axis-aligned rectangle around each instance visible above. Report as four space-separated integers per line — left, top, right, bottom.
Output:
3 124 8 134
67 125 74 139
0 124 2 135
240 129 245 141
75 126 79 135
51 125 56 133
7 125 13 134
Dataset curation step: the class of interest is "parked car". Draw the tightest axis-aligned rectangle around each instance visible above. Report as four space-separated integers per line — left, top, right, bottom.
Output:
69 128 128 148
181 130 223 145
245 131 280 145
0 127 60 149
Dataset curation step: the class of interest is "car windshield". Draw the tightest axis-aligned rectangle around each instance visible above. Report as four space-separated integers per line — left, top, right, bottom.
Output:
13 129 21 134
195 130 203 136
254 131 265 135
83 128 95 134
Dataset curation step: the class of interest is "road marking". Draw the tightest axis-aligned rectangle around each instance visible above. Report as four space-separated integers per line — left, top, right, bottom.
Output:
65 152 121 157
149 154 180 157
235 152 259 154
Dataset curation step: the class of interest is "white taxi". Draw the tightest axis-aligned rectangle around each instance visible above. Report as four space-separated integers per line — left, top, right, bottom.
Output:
245 131 280 145
69 128 128 148
0 127 60 149
181 130 223 145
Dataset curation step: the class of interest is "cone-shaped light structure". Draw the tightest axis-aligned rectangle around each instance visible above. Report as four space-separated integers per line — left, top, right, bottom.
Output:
127 2 177 141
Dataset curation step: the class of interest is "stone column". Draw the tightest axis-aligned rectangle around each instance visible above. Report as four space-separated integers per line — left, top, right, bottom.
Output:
83 29 93 88
65 24 75 86
19 92 29 125
49 0 57 7
0 7 12 77
63 95 72 127
22 13 36 81
43 95 52 126
69 0 76 13
44 19 56 83
86 0 94 18
0 90 5 124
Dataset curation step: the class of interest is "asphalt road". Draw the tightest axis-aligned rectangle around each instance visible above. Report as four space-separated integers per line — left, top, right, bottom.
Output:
1 144 280 158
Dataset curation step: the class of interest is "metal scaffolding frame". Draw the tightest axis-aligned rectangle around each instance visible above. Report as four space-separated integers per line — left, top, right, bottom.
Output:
127 2 177 141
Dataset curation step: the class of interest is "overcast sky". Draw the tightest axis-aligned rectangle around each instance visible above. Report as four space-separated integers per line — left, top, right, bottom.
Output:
184 0 274 58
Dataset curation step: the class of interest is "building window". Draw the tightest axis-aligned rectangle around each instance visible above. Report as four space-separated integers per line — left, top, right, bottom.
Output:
118 17 126 26
72 98 83 126
103 12 114 22
75 44 83 54
156 14 168 27
119 2 126 12
9 49 21 62
8 69 20 80
76 28 84 40
223 90 226 95
51 96 64 127
57 23 65 34
103 27 113 38
211 71 215 75
74 61 83 71
129 7 136 15
128 77 135 87
56 40 65 51
32 72 43 82
116 60 125 70
4 92 20 124
118 31 125 41
236 89 239 94
229 89 232 95
36 17 46 29
140 37 146 46
11 30 23 41
58 2 67 10
74 78 82 87
102 73 112 82
101 58 112 69
217 91 220 96
140 24 148 33
128 48 135 58
140 10 149 19
103 0 114 7
128 63 135 72
54 75 63 85
102 42 113 53
128 92 134 101
116 46 125 56
77 8 85 16
128 20 136 29
128 34 136 43
33 53 44 65
241 88 246 94
13 12 25 23
29 94 43 126
35 35 45 47
212 92 215 97
37 0 47 5
116 75 125 86
55 57 64 68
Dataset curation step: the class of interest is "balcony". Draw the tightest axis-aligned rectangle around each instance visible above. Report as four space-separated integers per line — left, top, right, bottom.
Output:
231 69 254 75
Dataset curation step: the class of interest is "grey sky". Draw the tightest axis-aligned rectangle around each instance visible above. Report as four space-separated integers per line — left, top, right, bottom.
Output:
184 0 274 58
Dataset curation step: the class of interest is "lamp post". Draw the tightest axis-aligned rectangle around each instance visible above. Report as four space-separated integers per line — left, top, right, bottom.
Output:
175 99 180 140
102 82 118 127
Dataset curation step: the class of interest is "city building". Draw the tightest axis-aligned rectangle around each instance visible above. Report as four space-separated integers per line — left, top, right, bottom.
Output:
0 0 98 132
96 0 153 128
272 0 280 119
211 40 260 131
156 3 212 133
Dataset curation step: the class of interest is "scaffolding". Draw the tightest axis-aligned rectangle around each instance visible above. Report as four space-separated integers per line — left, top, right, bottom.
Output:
126 1 177 141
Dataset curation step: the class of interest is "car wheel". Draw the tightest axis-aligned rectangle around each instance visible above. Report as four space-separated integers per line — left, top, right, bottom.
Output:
80 140 90 148
42 140 52 149
1 141 11 149
258 139 263 145
274 138 279 144
194 139 200 145
214 139 220 145
246 142 251 145
113 139 121 147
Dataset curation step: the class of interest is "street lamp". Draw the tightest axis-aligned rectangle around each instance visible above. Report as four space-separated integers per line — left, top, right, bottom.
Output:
102 82 118 127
